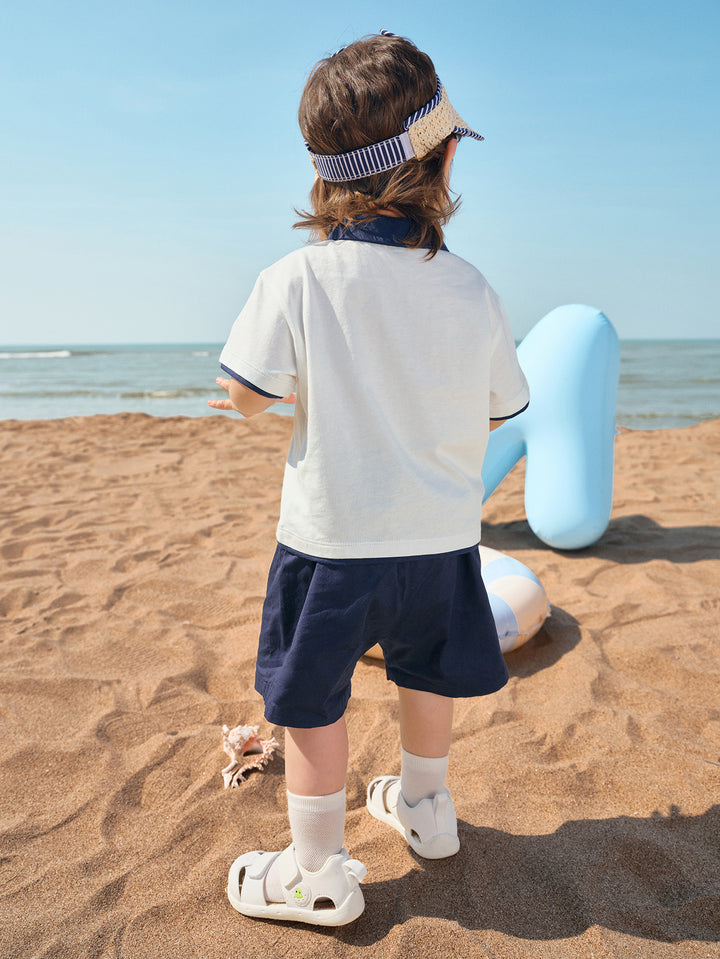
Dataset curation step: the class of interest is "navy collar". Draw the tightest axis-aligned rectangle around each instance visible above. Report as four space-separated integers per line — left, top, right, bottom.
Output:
328 216 448 252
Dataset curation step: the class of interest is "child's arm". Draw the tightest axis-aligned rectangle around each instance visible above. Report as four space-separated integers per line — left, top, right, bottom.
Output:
208 376 296 418
489 419 506 432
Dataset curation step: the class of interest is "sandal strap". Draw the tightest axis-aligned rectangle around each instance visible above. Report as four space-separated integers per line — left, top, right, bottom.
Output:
397 789 455 844
229 850 281 908
369 775 401 811
278 844 303 890
345 858 368 882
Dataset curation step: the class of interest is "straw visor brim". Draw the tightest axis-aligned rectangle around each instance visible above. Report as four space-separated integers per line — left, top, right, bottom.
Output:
407 82 483 159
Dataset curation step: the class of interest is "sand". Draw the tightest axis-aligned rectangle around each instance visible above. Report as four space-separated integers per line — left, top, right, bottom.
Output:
0 412 718 959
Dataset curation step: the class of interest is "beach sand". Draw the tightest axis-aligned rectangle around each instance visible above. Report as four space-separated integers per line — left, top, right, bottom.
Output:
1 412 718 959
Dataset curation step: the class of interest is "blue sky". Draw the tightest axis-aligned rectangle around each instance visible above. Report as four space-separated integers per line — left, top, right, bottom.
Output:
1 0 717 344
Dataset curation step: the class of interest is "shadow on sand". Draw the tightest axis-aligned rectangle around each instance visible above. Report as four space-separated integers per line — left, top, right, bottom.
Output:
481 514 720 564
331 804 720 946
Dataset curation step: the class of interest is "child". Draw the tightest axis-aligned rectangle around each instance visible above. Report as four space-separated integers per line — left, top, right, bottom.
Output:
210 31 529 926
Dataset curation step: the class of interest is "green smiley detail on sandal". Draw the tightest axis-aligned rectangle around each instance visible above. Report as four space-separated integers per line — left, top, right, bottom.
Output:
294 888 303 900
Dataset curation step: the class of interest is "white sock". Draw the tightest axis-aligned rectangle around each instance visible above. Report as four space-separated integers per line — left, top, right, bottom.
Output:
400 747 449 807
264 787 346 902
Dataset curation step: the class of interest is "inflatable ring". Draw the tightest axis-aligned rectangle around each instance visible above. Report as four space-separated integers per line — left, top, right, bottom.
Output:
478 545 550 653
364 546 549 661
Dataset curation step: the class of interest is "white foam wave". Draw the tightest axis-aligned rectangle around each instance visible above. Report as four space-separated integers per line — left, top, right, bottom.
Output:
0 350 72 359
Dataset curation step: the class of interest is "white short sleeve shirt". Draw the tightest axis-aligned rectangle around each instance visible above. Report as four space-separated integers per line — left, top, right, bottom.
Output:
220 218 529 559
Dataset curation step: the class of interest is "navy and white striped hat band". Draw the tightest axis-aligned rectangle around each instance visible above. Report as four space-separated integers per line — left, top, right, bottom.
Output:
306 76 484 183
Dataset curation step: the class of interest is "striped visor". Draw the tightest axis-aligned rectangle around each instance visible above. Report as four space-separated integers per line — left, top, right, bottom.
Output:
306 76 484 183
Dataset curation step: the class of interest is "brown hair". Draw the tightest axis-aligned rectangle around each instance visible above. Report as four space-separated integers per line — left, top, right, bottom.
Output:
294 34 460 258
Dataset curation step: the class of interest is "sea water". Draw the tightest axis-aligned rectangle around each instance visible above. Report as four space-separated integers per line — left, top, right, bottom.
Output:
1 340 719 429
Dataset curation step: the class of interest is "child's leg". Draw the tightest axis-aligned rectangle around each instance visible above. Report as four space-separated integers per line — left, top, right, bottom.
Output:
227 712 366 925
366 686 459 858
283 718 348 872
261 716 349 905
284 716 348 795
398 687 453 806
398 687 453 758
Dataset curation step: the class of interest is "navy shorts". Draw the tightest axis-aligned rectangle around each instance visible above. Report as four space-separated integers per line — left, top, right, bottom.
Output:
254 543 509 728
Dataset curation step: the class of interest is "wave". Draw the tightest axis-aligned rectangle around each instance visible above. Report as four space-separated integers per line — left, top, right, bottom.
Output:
0 389 103 399
119 388 214 399
0 350 72 360
616 411 719 429
1 387 216 401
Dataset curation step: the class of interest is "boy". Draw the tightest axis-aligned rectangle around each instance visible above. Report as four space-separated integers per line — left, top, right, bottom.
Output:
210 31 529 926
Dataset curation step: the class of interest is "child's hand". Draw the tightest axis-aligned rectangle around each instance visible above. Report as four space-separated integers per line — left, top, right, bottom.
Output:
208 376 236 412
208 377 296 416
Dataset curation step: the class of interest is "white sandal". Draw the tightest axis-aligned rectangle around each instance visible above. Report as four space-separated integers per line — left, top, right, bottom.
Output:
366 775 460 859
227 844 367 926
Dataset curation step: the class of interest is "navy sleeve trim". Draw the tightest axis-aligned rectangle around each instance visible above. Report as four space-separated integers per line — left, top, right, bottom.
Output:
220 364 282 399
490 400 529 421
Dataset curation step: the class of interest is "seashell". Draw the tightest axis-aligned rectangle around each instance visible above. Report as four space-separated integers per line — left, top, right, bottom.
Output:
221 723 279 788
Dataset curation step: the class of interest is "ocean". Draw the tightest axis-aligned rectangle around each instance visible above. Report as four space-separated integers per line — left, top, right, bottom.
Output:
1 340 719 430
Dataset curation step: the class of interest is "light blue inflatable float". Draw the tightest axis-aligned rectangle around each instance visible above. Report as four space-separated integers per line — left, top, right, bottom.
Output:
483 304 620 551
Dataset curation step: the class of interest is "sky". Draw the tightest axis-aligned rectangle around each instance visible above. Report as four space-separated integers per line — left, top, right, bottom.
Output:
1 0 718 345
